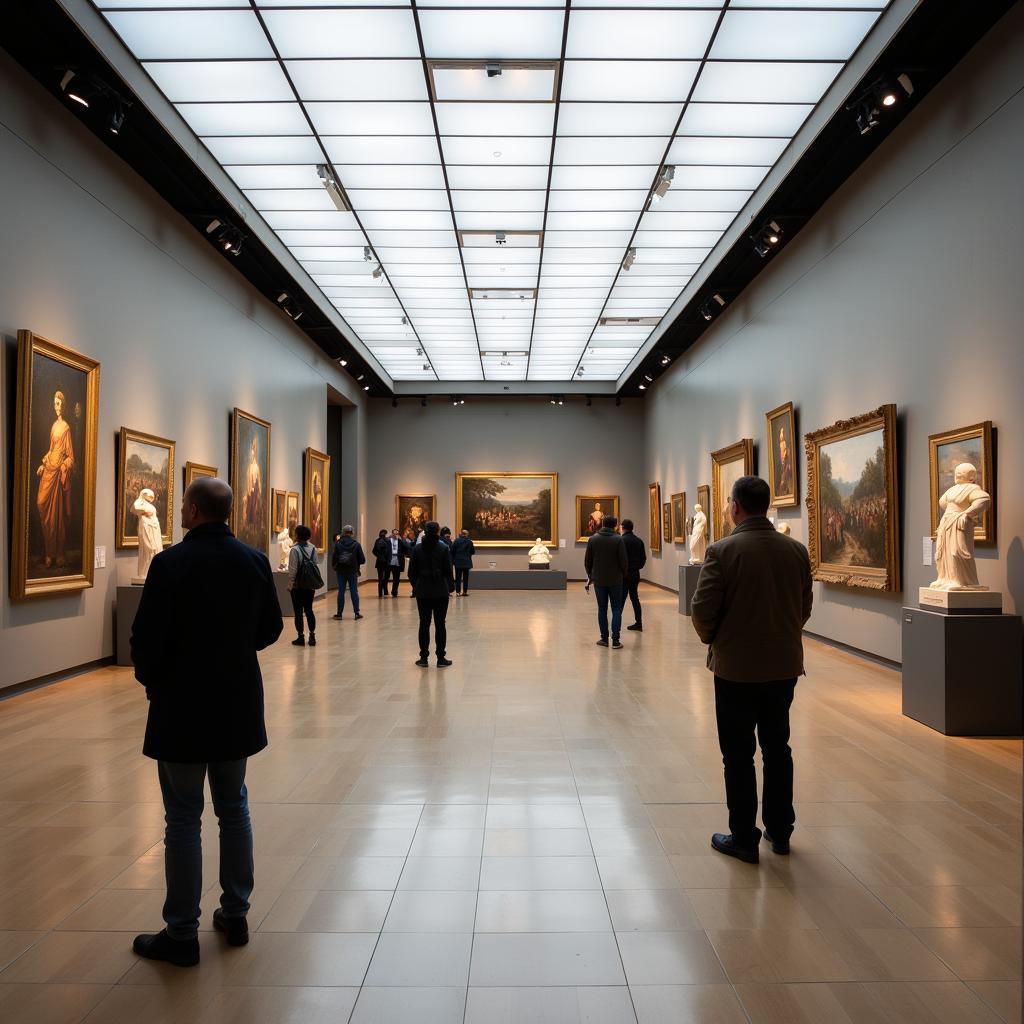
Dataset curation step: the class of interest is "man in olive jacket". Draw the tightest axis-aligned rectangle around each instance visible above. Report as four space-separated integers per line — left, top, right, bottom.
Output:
691 475 812 864
584 514 629 648
130 476 283 966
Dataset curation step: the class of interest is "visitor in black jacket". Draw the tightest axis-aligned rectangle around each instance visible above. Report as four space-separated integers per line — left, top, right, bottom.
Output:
452 529 476 596
331 525 365 620
620 518 648 632
584 515 628 648
408 521 456 667
371 529 390 598
129 476 282 967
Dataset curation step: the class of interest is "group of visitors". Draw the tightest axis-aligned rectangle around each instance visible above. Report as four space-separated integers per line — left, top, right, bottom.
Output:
128 471 812 967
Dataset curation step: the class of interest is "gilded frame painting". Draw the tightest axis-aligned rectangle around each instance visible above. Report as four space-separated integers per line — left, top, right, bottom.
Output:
183 461 217 489
711 439 754 541
116 427 174 549
575 494 619 542
805 404 900 591
455 472 557 547
271 488 289 534
648 482 661 552
396 494 437 540
928 421 994 546
11 330 100 601
286 491 300 539
765 401 798 508
230 408 271 556
663 502 672 547
671 491 687 543
304 448 331 556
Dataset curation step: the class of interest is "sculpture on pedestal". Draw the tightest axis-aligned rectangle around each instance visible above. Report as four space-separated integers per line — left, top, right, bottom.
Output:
528 539 552 566
132 488 163 584
777 521 791 536
277 528 293 571
930 463 991 591
689 503 708 564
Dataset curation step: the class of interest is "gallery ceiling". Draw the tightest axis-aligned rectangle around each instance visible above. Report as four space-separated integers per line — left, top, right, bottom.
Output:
84 1 892 385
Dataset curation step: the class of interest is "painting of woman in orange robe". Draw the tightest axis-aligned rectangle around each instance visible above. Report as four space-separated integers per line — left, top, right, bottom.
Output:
36 390 75 568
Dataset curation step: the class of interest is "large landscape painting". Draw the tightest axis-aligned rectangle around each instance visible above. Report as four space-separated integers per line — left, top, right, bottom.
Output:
456 472 557 547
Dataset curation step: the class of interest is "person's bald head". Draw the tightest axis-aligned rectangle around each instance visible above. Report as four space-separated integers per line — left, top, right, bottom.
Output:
182 477 233 530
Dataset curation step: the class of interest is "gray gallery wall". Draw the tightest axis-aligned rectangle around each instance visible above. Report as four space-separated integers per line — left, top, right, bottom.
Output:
0 50 366 691
642 8 1024 662
364 398 646 579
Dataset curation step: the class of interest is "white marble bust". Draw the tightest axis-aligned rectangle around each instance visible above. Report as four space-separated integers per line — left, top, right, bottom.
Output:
277 527 293 571
689 503 708 564
528 539 552 564
132 487 163 584
930 462 991 591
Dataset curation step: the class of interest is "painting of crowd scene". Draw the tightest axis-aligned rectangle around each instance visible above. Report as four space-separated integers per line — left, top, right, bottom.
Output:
817 427 887 569
117 429 173 548
457 473 556 547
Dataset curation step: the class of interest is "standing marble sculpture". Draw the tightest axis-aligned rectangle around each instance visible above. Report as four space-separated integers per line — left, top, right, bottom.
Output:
930 463 991 590
277 527 293 571
777 521 791 536
132 488 163 584
689 504 708 564
528 539 552 565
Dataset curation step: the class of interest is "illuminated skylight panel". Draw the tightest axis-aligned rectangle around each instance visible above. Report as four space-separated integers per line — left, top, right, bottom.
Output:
549 166 660 190
418 9 566 60
332 165 447 190
451 191 546 213
554 137 667 166
710 9 881 61
456 212 544 232
203 136 321 165
260 9 421 59
432 65 557 103
560 61 699 103
666 136 790 167
446 166 550 190
547 190 648 213
694 62 843 105
177 103 308 137
263 211 362 231
103 10 273 59
679 103 814 137
565 10 720 60
286 60 427 102
441 137 551 166
558 104 682 138
244 188 334 212
143 61 291 103
225 164 322 191
435 103 555 137
307 103 435 136
323 136 441 164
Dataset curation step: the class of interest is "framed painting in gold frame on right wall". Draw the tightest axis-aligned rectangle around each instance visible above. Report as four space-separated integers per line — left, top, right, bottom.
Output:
710 439 754 541
765 401 798 508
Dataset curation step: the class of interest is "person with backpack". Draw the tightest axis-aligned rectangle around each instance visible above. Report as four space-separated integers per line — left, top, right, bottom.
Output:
408 521 456 667
331 525 366 620
287 524 322 647
371 528 391 599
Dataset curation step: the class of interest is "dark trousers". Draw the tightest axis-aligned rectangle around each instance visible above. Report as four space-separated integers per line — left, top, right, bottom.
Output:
455 567 470 594
417 595 449 658
290 587 315 636
376 565 389 597
336 573 359 615
714 677 797 848
594 583 623 640
388 565 402 595
158 759 253 939
625 568 642 625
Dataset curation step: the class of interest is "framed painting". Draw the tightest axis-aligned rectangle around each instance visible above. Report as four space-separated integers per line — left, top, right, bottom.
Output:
11 330 100 600
575 494 619 542
695 484 710 535
711 439 754 540
662 502 672 546
455 472 557 547
805 404 900 591
671 491 687 543
396 494 437 541
304 448 331 555
116 427 174 549
184 461 217 489
928 421 994 546
271 488 289 534
230 408 271 556
765 401 798 508
648 482 661 552
286 490 300 539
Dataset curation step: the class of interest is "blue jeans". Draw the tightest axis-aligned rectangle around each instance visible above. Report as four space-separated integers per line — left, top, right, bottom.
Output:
158 759 253 939
594 583 624 640
336 574 360 615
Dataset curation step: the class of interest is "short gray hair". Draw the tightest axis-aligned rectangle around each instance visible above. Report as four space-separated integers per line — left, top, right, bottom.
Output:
343 524 354 534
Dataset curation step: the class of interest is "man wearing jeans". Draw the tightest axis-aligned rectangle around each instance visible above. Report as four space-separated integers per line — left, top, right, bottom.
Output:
584 514 628 649
691 475 812 864
331 524 366 620
130 476 282 966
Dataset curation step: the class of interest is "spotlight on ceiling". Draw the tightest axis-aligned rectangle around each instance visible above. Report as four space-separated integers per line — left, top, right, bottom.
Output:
638 384 647 391
495 231 507 246
316 163 350 212
644 374 653 383
357 374 365 381
338 358 348 367
107 97 127 135
650 164 676 204
275 292 303 321
485 62 503 79
622 247 636 272
659 353 671 366
401 316 408 325
751 219 783 258
372 265 384 281
699 293 726 322
364 385 370 392
363 245 373 262
60 69 94 107
205 218 243 256
846 73 914 135
60 71 132 133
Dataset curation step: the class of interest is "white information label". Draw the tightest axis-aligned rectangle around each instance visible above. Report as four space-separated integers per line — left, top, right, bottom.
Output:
559 538 565 548
922 536 933 566
94 545 106 569
488 560 496 569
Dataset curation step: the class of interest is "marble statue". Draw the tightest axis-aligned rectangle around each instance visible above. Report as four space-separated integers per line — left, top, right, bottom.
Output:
930 463 991 591
132 488 163 584
688 504 707 564
528 539 552 565
277 527 293 571
777 521 791 536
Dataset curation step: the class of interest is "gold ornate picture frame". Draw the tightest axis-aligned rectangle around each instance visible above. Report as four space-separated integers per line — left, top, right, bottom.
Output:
304 447 331 556
456 472 557 547
230 408 271 556
765 401 798 508
183 461 217 489
711 439 754 541
116 427 175 550
671 491 687 543
648 482 661 552
928 421 994 546
575 494 619 542
396 494 437 539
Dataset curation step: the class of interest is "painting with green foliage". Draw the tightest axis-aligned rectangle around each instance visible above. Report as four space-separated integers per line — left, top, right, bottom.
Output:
457 472 556 547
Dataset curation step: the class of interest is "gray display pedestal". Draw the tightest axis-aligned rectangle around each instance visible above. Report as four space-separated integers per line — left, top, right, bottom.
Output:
273 571 292 617
472 570 567 591
902 605 1022 736
115 584 144 667
678 564 702 616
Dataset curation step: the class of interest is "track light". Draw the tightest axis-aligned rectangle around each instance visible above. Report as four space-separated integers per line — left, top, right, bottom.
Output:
275 292 302 321
357 374 365 381
338 358 348 367
495 231 507 246
485 62 502 79
846 73 914 135
644 374 653 383
699 293 726 322
206 218 243 256
660 353 671 366
639 384 647 391
60 71 132 134
549 395 564 406
372 265 384 282
316 163 350 212
364 386 370 392
107 97 126 135
60 69 93 107
751 219 783 258
363 245 373 262
650 164 675 203
622 247 636 272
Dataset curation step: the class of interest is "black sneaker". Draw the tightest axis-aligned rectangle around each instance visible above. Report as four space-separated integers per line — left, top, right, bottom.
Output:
291 636 305 647
354 613 364 620
596 638 609 647
132 929 199 967
763 831 791 855
612 638 623 649
627 623 643 632
711 832 760 864
308 634 316 647
437 657 453 667
416 657 429 667
213 908 249 947
332 614 343 620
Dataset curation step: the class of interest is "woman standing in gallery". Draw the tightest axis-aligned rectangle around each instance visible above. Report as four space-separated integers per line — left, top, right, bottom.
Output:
287 524 321 646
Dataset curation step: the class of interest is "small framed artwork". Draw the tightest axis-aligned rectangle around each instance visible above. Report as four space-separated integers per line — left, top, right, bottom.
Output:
648 482 661 552
671 491 687 543
10 330 100 600
304 447 331 555
230 408 271 556
286 491 300 539
575 494 619 542
662 502 672 546
116 427 174 549
696 484 710 534
805 404 900 591
184 461 217 489
711 439 755 540
928 421 994 546
765 401 798 508
271 488 289 534
397 494 437 540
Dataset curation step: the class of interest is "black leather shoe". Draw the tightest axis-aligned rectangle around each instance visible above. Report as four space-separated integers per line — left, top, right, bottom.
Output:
132 929 200 967
332 614 343 620
291 636 305 647
711 832 760 864
627 623 643 631
416 657 429 667
308 634 316 646
213 908 249 946
612 638 623 649
763 831 790 855
596 638 609 647
354 613 364 620
437 657 453 667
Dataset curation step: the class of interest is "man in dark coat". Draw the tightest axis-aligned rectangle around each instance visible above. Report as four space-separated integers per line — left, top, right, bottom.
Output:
584 514 628 648
408 521 455 667
129 476 283 966
371 529 390 598
619 518 647 631
387 528 409 597
331 524 366 620
452 528 476 596
691 475 812 865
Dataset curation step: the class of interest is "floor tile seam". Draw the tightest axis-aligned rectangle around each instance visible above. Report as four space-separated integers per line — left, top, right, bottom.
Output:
961 977 1020 1024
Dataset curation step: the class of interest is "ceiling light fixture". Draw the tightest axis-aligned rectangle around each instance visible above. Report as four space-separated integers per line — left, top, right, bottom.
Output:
751 219 783 258
846 74 914 135
60 69 93 107
275 292 303 321
107 97 127 135
485 62 502 79
372 265 384 282
356 375 365 381
660 353 671 366
338 358 348 367
363 245 373 262
316 163 350 212
622 247 636 272
495 231 507 246
364 385 370 392
699 293 726 322
205 218 243 256
638 384 647 391
650 164 676 204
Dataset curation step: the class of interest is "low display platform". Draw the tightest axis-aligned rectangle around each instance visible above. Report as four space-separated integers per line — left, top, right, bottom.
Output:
470 569 567 591
678 563 702 616
115 584 144 667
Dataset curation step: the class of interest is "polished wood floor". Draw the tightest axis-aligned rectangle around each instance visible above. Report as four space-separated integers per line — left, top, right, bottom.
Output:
0 585 1020 1023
